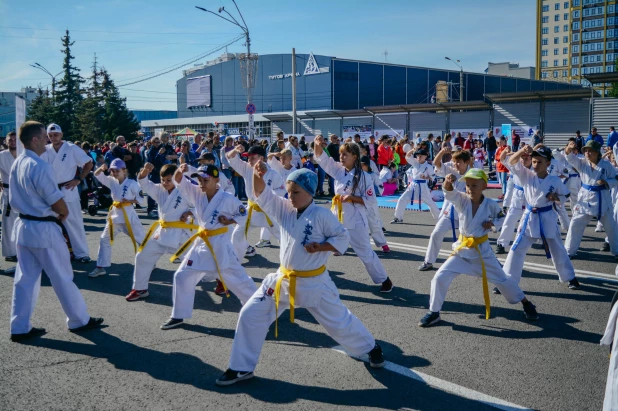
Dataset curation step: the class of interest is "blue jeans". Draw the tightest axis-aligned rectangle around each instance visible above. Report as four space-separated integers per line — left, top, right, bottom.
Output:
233 175 246 199
327 174 335 195
316 165 325 194
488 150 496 172
222 168 232 180
498 171 508 195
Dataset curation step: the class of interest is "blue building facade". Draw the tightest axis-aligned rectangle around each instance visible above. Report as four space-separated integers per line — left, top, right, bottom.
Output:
130 110 177 123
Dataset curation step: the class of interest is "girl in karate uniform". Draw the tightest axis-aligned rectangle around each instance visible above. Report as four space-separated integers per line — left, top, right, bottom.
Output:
89 159 146 278
314 137 393 292
418 169 539 327
216 167 384 386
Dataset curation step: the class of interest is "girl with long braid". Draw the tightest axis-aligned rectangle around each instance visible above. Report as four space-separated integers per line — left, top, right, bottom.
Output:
314 135 393 292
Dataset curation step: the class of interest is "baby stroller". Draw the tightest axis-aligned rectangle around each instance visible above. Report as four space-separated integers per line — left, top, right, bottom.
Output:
86 174 113 216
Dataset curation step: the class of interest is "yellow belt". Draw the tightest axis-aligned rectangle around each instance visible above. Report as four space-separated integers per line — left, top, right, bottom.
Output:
331 194 344 223
169 226 230 296
138 220 200 252
108 201 137 253
450 234 491 320
274 265 326 338
245 200 273 238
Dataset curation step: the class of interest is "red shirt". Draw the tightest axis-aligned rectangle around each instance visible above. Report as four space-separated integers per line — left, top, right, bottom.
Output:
463 139 473 151
495 146 509 172
377 144 393 166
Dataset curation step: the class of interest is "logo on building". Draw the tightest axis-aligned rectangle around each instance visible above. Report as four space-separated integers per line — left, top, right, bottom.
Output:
304 53 329 76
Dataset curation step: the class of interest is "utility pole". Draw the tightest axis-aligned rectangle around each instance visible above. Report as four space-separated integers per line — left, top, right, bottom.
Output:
445 56 464 102
30 63 62 105
292 48 297 134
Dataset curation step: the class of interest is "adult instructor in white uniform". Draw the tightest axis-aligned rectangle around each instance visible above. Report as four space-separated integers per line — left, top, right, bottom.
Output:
9 121 103 342
0 130 18 270
42 123 93 262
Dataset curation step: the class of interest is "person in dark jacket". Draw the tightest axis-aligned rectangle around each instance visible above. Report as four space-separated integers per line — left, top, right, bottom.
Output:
484 130 497 172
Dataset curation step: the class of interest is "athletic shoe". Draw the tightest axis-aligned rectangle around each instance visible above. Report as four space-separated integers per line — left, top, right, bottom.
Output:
492 287 501 295
88 267 106 278
333 252 342 256
498 194 504 200
160 318 184 330
601 242 610 252
126 289 149 302
381 227 386 233
148 211 158 218
380 277 393 293
390 218 402 224
368 344 385 368
4 266 16 274
418 312 441 327
495 244 506 254
76 256 91 263
10 327 46 342
568 254 576 260
418 262 433 271
171 258 181 264
381 245 391 253
4 256 17 262
522 301 539 320
255 240 271 248
595 226 605 233
70 317 104 333
568 278 581 290
245 246 256 258
215 369 254 386
214 279 227 296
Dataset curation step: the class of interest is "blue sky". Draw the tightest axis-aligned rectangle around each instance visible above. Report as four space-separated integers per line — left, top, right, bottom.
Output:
1 0 537 110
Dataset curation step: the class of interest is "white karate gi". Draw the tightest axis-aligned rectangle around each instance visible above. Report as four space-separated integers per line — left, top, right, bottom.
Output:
227 187 375 372
394 154 440 221
170 177 257 319
548 158 571 230
132 177 193 291
9 149 90 333
378 168 391 196
365 170 387 247
288 144 303 169
601 300 618 411
497 162 527 248
94 174 146 268
262 158 297 243
564 153 618 257
503 172 515 209
316 151 388 284
228 155 282 259
503 162 576 284
185 165 235 195
0 149 17 257
553 149 581 209
429 189 525 312
41 142 93 259
423 164 467 265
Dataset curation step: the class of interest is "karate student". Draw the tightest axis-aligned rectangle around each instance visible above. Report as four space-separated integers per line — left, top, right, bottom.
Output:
564 140 618 259
391 149 440 223
89 159 146 278
227 145 284 259
216 166 384 386
546 149 571 231
600 289 618 410
361 156 390 252
552 141 581 210
495 146 531 255
473 140 486 170
9 121 103 342
314 136 393 292
126 163 194 301
418 147 471 271
502 145 581 290
160 164 257 330
418 169 539 327
42 123 93 263
0 131 18 269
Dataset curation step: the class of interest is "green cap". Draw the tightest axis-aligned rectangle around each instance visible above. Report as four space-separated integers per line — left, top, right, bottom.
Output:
459 168 488 183
582 140 601 153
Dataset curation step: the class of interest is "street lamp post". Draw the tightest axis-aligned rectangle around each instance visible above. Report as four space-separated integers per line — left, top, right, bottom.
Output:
445 57 464 102
30 63 62 104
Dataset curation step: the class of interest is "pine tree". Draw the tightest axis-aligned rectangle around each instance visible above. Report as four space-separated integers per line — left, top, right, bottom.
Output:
54 29 84 140
100 68 140 141
26 87 57 126
76 54 104 142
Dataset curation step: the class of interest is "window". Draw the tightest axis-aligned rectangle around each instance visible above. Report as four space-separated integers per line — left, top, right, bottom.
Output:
554 48 559 55
584 20 590 28
608 66 615 73
554 14 560 22
553 70 559 77
608 41 614 49
542 60 548 68
543 27 549 34
564 35 569 43
572 44 579 52
564 1 569 8
591 7 596 15
572 68 579 75
584 8 590 17
563 47 568 54
583 55 588 63
573 21 580 30
555 37 560 44
573 33 580 41
597 55 602 61
607 53 614 62
573 10 580 18
554 26 560 33
584 32 590 40
543 5 549 12
564 24 569 31
584 44 589 51
572 56 579 64
610 5 615 13
583 67 588 74
597 30 603 39
542 72 549 78
563 58 568 65
555 3 560 10
573 0 580 6
564 13 569 20
543 38 549 45
542 49 548 56
543 16 549 23
597 42 604 51
610 17 616 26
554 59 559 66
563 69 568 76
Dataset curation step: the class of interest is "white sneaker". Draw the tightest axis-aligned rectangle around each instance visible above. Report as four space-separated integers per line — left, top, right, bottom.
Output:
172 258 181 264
245 246 256 257
88 267 107 278
255 240 271 248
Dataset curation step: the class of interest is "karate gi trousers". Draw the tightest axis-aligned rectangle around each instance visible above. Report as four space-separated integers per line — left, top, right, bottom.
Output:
497 207 524 248
424 215 459 265
96 222 145 268
566 211 618 257
367 204 387 248
64 200 90 259
394 182 440 221
133 241 177 290
346 221 388 284
232 214 281 261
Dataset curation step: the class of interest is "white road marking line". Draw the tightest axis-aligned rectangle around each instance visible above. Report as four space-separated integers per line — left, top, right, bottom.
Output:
331 345 533 411
375 240 618 283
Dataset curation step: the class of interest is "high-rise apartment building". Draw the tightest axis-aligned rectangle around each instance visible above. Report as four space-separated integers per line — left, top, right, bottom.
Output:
537 0 618 92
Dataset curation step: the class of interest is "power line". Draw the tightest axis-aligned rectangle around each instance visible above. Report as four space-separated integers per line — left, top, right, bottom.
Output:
0 34 241 46
0 26 241 36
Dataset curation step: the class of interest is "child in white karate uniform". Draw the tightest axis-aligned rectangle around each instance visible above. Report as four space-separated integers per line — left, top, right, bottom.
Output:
547 152 571 231
361 156 390 253
418 168 539 327
126 163 194 301
160 164 257 330
552 140 581 210
216 167 384 386
418 147 471 271
89 159 146 278
391 149 440 223
473 140 486 170
502 146 580 290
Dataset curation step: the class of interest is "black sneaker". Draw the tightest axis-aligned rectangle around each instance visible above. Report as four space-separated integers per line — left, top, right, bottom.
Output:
568 254 576 260
495 244 506 255
381 227 386 233
418 312 440 327
70 317 104 333
522 301 539 320
492 287 501 295
390 218 403 224
10 327 46 342
368 344 385 368
4 256 17 262
215 368 254 386
76 256 91 263
160 318 184 330
601 242 610 252
568 278 581 290
380 277 393 293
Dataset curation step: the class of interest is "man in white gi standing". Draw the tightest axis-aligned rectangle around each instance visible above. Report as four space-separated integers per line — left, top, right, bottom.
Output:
9 121 103 342
0 130 18 272
42 123 93 262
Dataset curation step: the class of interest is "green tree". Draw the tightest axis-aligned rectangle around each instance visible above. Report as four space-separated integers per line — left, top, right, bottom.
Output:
100 68 140 141
610 58 618 98
76 55 104 142
26 87 56 126
54 29 84 140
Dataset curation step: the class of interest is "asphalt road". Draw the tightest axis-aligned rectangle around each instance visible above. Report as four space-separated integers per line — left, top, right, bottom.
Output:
0 189 615 411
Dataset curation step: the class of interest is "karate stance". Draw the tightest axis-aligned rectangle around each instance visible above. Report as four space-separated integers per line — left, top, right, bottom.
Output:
89 159 146 277
42 123 93 262
216 166 384 386
9 121 103 342
0 130 18 270
160 164 257 330
418 168 539 327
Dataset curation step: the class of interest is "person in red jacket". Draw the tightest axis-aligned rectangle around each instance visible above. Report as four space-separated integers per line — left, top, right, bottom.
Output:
377 136 394 169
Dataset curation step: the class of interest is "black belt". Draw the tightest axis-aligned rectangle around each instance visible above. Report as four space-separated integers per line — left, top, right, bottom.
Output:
3 184 10 216
2 183 8 188
19 213 74 254
58 179 77 189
